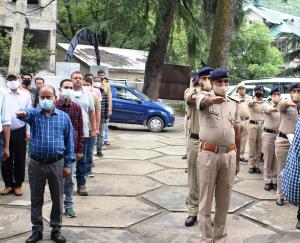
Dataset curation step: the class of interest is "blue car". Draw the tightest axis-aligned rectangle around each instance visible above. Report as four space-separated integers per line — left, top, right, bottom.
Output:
110 83 175 132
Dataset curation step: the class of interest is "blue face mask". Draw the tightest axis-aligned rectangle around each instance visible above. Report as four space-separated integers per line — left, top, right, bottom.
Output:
39 99 54 110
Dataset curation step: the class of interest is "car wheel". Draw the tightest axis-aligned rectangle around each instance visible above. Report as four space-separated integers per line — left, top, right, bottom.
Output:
148 116 165 132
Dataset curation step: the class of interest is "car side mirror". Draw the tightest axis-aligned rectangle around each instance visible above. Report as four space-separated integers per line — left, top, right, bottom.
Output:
135 98 142 103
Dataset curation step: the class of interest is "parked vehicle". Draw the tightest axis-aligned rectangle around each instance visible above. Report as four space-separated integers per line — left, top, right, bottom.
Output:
110 83 175 132
228 78 300 100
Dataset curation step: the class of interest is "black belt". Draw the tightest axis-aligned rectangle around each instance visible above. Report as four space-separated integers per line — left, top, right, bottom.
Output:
31 155 64 164
264 128 277 134
278 131 288 139
250 120 264 125
190 133 199 140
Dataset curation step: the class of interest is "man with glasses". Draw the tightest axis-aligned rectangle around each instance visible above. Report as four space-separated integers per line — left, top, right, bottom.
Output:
196 68 240 243
248 84 266 174
275 83 300 206
184 67 213 227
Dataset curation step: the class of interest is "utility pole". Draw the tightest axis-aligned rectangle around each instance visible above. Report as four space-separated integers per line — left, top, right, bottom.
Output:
8 0 28 74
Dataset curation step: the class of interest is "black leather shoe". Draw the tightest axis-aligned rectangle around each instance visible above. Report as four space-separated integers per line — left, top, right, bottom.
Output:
26 231 43 243
272 183 277 191
248 168 255 174
276 198 284 206
185 216 197 227
264 183 272 191
51 231 66 243
240 157 248 163
296 221 300 230
182 154 187 160
255 168 262 174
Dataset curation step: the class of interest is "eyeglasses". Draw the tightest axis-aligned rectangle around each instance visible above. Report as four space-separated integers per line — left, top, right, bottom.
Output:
214 78 229 85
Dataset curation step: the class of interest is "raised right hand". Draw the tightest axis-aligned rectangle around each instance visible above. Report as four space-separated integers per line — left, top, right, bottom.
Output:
210 96 225 105
15 111 27 117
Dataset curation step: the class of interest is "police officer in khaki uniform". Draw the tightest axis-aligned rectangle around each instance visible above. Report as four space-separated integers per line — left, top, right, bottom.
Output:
275 83 300 206
248 84 266 174
235 83 251 163
262 86 281 191
184 67 213 227
196 68 240 243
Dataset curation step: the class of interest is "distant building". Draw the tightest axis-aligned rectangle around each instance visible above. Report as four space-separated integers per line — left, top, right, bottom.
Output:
244 1 300 68
0 0 57 71
56 43 148 81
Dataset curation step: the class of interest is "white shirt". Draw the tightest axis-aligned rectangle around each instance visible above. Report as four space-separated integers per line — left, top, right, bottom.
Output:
72 90 95 137
6 88 32 130
0 89 11 133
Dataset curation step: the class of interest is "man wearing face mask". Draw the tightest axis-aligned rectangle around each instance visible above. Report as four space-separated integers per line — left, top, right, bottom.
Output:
275 83 300 206
235 83 251 163
196 68 240 243
22 73 39 108
16 85 75 243
70 71 97 196
0 73 31 196
248 84 266 174
184 66 213 227
55 79 84 218
262 86 281 191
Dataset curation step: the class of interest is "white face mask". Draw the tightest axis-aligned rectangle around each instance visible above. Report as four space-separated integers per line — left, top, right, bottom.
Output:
94 82 101 88
7 80 19 90
213 85 228 97
61 89 73 99
82 86 91 92
272 96 281 104
202 81 212 91
292 93 300 102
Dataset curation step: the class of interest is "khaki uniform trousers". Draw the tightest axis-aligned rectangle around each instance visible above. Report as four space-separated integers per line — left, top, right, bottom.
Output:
197 149 236 243
262 132 277 184
187 138 199 217
240 120 249 157
248 123 263 168
275 137 289 200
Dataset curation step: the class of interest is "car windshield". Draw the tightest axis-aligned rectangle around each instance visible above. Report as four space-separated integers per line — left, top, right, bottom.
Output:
132 89 151 101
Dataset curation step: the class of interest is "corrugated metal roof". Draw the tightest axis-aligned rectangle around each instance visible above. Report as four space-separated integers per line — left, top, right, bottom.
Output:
58 43 148 71
270 22 300 37
244 4 300 25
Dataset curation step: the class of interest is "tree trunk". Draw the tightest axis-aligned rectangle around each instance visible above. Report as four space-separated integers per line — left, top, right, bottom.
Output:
142 0 177 100
208 0 237 67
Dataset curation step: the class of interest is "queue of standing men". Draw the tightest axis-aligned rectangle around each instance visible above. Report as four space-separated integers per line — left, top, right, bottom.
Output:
184 67 300 243
0 70 112 243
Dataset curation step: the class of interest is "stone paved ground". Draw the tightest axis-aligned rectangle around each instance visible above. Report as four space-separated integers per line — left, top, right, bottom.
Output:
1 115 300 242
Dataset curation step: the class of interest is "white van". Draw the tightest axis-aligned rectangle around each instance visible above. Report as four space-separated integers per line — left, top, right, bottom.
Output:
228 78 300 100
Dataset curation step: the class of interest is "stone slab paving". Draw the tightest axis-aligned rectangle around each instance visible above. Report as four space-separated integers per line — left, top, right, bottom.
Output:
43 196 160 228
93 159 163 175
233 179 277 200
110 139 166 150
147 169 187 186
0 207 31 239
142 186 253 213
102 148 162 160
86 174 161 196
0 182 51 207
154 145 186 156
236 164 264 180
159 137 187 146
241 201 299 232
150 155 186 169
131 213 275 243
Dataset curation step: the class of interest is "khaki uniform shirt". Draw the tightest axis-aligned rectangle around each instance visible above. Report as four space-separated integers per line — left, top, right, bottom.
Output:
235 93 251 119
196 92 240 146
184 87 206 136
248 97 265 121
262 101 280 130
278 99 298 134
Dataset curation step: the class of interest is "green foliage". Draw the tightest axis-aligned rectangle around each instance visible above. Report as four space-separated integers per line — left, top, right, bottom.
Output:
256 0 300 16
0 31 49 75
229 22 283 83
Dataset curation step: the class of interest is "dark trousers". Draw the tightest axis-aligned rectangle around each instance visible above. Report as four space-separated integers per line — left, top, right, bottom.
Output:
28 158 64 233
298 206 300 221
1 126 26 187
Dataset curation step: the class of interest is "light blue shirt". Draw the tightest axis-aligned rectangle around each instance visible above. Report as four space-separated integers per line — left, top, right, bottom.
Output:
0 89 11 133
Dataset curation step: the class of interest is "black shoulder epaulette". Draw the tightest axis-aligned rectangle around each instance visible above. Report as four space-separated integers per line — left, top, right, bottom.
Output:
227 95 240 102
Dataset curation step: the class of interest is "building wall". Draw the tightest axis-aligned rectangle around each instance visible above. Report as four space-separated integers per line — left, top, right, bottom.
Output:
245 11 264 24
0 0 57 71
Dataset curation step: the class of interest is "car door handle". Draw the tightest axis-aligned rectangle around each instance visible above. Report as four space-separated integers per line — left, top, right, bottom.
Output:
115 103 123 107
